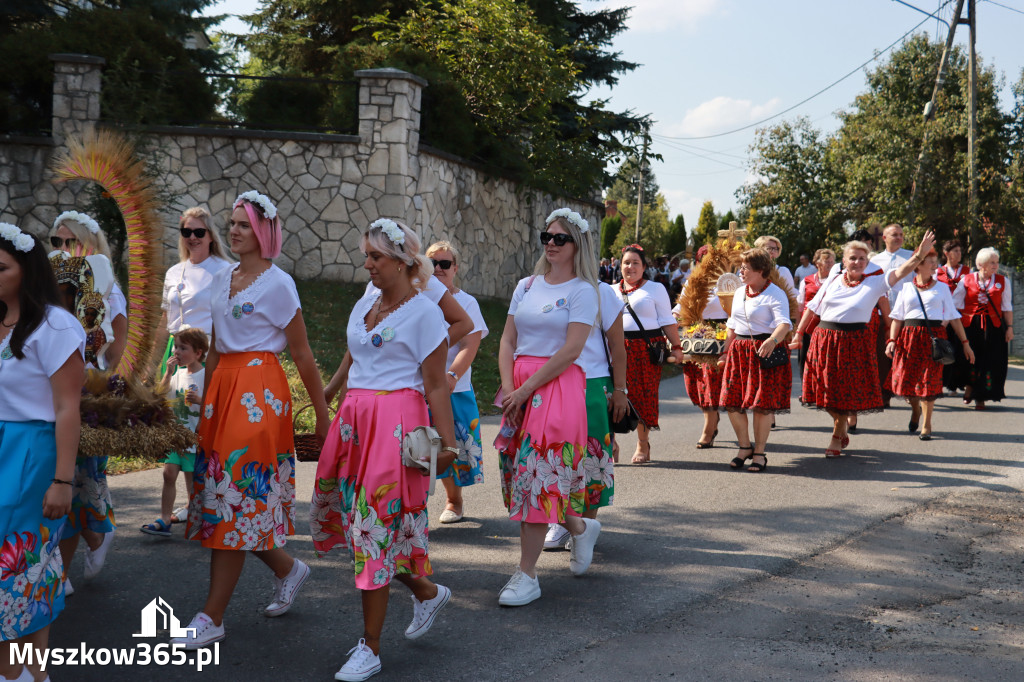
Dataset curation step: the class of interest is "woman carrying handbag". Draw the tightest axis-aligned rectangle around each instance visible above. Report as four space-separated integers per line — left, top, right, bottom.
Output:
615 245 685 464
885 248 974 440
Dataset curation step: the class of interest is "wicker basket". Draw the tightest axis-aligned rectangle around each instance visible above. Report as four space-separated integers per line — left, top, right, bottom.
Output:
293 403 325 462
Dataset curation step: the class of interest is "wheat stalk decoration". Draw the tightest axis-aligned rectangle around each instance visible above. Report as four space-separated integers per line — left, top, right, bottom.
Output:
51 130 163 376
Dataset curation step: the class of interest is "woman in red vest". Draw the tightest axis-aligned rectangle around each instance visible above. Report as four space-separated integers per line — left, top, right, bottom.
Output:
953 247 1014 409
937 239 971 395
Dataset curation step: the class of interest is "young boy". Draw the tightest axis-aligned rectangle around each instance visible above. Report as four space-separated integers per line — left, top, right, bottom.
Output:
141 327 208 537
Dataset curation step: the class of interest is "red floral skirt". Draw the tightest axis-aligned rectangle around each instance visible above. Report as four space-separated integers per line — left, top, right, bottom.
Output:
624 336 664 429
802 326 882 415
718 338 791 414
683 362 723 410
886 325 945 399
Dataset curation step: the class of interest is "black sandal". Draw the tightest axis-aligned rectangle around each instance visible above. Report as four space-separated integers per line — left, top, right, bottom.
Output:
696 428 719 449
729 446 754 470
747 453 768 473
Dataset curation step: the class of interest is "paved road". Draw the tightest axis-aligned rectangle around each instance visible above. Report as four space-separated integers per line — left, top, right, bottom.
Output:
50 363 1024 680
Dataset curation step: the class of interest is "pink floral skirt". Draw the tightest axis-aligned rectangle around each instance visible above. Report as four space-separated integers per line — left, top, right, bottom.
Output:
499 356 587 523
310 388 431 590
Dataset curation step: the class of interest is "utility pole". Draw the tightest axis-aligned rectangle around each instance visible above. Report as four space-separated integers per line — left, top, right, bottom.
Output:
635 128 649 241
965 0 979 254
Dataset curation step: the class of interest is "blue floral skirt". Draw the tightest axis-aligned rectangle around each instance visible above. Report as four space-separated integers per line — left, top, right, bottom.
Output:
66 455 115 535
0 421 67 640
436 390 484 487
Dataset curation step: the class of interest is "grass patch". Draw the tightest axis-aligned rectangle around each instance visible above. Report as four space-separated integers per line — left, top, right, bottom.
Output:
107 455 163 475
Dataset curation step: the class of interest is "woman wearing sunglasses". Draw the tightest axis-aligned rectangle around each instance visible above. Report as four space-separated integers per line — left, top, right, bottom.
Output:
424 241 489 525
615 244 685 464
495 208 601 607
152 207 233 381
47 211 124 596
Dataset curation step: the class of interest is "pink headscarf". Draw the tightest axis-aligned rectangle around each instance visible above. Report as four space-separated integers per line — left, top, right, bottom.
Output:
238 201 281 259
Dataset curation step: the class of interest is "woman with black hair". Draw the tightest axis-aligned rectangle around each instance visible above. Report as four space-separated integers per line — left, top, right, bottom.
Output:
0 224 85 682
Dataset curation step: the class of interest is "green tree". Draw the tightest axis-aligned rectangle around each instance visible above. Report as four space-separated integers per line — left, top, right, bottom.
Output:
600 215 623 258
241 0 646 197
610 195 672 255
1001 69 1024 267
0 2 222 133
606 155 660 205
693 201 718 248
738 118 845 263
664 214 687 255
831 34 1009 249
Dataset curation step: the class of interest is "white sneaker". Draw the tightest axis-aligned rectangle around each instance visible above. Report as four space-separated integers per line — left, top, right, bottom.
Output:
568 518 601 576
542 524 570 551
83 530 114 579
170 612 225 650
264 558 310 617
497 569 541 606
404 584 451 639
438 509 463 524
334 639 381 681
63 579 74 597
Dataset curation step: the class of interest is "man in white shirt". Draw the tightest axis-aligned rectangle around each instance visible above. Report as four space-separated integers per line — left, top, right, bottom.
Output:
869 224 914 307
868 223 913 407
794 254 817 283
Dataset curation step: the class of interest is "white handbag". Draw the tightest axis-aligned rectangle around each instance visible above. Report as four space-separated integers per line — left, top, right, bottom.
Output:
401 425 440 496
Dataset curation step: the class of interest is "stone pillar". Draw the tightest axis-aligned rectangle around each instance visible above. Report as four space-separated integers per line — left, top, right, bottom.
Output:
50 53 105 145
354 68 426 223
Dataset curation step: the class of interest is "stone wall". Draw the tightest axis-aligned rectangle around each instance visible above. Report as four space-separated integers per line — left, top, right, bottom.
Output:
0 56 600 300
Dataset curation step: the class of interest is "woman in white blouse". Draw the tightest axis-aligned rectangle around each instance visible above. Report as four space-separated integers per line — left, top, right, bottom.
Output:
313 220 457 681
173 191 330 650
495 208 602 608
885 248 974 439
0 226 84 682
616 245 684 464
717 249 792 472
792 231 935 457
49 211 124 590
753 235 796 297
424 240 488 524
152 206 233 379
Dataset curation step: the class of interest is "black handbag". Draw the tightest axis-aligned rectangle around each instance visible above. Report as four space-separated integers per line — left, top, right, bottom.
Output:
600 327 642 433
742 289 790 369
913 287 955 365
622 291 668 365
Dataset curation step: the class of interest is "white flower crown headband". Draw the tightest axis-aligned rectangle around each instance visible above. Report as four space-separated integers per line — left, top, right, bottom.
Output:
234 191 278 220
53 210 101 235
546 208 589 233
0 223 36 254
370 218 406 247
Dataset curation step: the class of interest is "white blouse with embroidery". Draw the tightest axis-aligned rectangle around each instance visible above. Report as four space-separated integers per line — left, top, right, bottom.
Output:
211 264 301 354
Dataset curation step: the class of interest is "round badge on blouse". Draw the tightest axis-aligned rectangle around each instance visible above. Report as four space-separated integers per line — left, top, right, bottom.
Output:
241 302 255 315
176 283 185 292
232 305 243 319
542 304 554 313
371 333 384 348
381 327 395 342
0 346 12 361
555 297 567 308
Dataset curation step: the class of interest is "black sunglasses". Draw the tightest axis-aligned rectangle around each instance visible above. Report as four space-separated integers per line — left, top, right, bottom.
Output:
50 236 78 249
540 232 573 247
180 227 208 239
431 259 454 270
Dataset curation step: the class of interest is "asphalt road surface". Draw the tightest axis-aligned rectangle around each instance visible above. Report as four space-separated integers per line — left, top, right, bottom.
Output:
50 363 1024 681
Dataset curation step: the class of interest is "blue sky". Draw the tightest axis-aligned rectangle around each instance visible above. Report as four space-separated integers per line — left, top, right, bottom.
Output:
205 0 1024 232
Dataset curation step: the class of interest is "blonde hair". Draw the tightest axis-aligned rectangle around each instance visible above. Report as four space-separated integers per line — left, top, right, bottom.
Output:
753 235 782 252
52 215 111 258
975 247 1000 269
842 240 871 259
177 207 229 263
426 240 459 263
532 216 600 289
361 219 433 291
813 248 836 265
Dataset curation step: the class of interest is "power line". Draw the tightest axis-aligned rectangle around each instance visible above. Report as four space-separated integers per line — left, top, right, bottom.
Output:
650 134 750 161
656 13 934 140
983 0 1024 16
651 136 747 169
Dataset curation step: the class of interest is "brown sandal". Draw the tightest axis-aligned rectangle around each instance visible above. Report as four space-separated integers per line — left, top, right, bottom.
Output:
631 440 651 464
